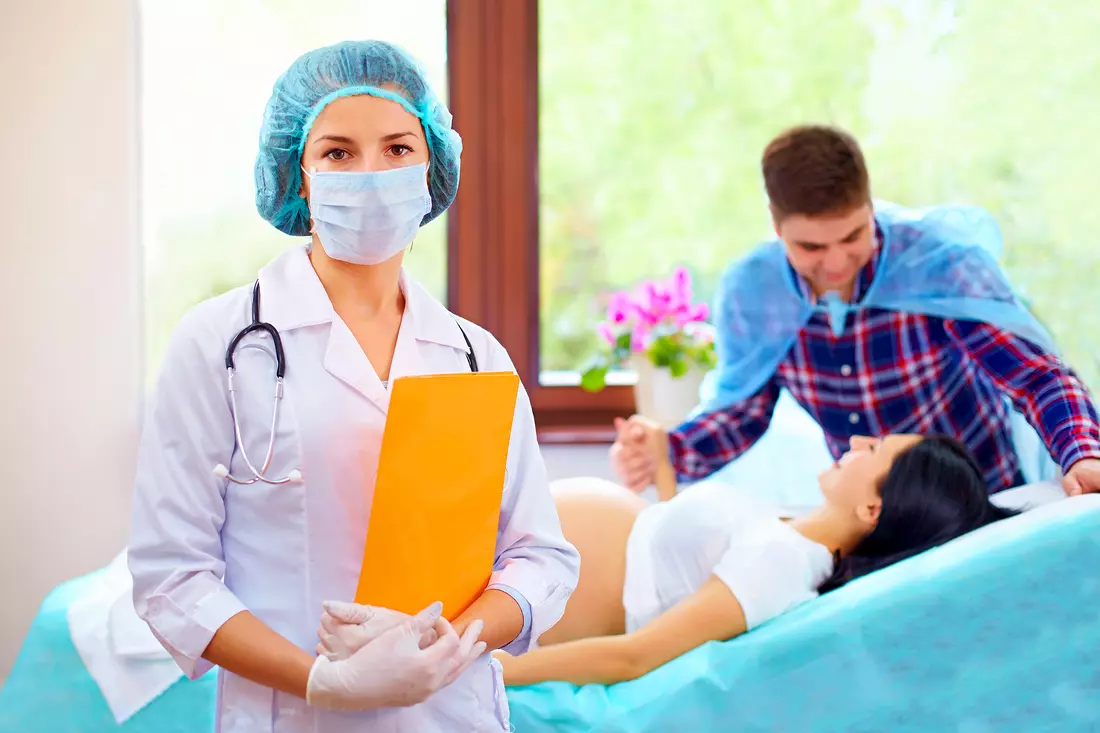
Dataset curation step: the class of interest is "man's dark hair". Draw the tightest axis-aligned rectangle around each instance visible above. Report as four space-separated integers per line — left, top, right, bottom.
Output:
761 125 871 220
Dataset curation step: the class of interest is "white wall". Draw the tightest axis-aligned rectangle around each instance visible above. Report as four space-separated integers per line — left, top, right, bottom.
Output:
542 444 616 483
0 0 141 680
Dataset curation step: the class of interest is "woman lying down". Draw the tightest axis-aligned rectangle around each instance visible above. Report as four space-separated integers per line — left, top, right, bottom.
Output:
494 433 1016 686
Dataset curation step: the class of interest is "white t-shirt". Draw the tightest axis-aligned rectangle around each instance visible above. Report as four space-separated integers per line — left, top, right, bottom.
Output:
622 481 835 632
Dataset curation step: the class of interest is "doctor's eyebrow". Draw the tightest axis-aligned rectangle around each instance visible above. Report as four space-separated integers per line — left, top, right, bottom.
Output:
312 135 358 146
379 131 421 142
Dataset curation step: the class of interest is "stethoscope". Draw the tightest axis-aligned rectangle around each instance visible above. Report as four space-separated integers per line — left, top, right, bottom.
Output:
213 280 478 486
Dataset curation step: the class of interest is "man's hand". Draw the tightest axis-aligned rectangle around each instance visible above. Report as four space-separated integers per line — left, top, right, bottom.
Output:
1063 458 1100 496
610 415 669 493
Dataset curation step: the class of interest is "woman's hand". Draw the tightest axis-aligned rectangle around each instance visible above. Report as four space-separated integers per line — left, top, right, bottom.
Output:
307 604 486 711
491 650 516 683
316 600 442 660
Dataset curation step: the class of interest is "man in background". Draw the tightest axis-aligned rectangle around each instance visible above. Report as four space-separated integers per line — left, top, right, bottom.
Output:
612 125 1100 497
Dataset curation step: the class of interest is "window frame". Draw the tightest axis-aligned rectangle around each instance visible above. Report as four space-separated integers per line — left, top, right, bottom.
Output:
446 0 632 443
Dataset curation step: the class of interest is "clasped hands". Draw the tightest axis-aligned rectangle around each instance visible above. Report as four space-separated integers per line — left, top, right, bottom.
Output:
610 414 672 494
304 599 485 711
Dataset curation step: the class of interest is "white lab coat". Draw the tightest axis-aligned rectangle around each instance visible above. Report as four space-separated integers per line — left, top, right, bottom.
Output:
128 243 580 733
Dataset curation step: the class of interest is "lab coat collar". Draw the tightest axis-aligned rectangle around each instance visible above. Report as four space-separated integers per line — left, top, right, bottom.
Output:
256 242 334 332
256 242 471 353
401 271 471 354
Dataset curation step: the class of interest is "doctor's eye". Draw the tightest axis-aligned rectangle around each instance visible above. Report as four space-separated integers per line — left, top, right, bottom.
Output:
324 148 350 162
386 143 414 158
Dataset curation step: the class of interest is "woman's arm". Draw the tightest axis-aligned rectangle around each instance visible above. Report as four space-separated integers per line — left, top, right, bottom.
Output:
497 576 747 686
451 588 524 652
202 611 316 697
473 337 581 655
129 311 316 695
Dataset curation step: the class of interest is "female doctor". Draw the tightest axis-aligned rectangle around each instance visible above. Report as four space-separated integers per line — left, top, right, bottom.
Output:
127 40 579 732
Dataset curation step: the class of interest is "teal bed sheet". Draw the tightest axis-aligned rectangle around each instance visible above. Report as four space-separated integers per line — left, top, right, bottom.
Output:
3 497 1098 732
508 497 1100 732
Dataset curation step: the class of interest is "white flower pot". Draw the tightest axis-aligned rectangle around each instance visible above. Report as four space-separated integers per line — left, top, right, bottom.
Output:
631 355 706 428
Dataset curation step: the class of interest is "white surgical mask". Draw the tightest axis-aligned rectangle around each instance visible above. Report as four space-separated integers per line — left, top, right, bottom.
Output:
302 163 431 265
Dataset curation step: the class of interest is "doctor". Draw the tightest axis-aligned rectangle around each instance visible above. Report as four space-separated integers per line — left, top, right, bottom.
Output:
128 40 579 732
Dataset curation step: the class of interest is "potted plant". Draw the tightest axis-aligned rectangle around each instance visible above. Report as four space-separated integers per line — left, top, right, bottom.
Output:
580 267 718 427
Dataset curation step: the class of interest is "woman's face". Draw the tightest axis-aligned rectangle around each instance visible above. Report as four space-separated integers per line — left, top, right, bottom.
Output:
298 90 429 204
819 434 921 524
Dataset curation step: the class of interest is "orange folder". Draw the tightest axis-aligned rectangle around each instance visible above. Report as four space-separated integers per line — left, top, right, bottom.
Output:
354 371 520 621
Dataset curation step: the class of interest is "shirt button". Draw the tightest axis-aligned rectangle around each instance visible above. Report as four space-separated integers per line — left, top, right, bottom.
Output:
840 364 852 376
848 412 860 424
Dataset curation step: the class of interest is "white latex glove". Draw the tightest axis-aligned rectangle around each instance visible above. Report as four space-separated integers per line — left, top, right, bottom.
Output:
306 601 485 711
316 600 438 661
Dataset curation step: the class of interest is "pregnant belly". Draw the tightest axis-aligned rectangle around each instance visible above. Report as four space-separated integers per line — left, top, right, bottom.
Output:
538 477 647 645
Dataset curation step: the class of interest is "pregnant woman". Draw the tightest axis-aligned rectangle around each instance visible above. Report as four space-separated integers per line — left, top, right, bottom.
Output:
495 433 1016 686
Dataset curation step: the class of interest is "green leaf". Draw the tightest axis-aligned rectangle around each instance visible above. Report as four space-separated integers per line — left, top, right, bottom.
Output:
649 334 686 367
690 342 718 370
668 358 689 378
580 365 609 391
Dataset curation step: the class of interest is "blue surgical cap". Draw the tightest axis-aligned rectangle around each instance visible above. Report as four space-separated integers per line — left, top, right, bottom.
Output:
255 40 462 237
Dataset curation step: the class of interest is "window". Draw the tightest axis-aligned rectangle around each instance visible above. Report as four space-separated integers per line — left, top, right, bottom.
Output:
141 2 1100 432
451 0 1100 438
140 0 448 379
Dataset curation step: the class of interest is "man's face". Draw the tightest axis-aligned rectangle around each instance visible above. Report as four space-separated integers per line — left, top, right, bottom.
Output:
775 204 876 299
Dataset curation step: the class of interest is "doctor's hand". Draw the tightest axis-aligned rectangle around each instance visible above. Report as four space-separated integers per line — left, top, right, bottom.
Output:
316 600 438 661
1063 458 1100 496
610 415 666 493
306 601 485 711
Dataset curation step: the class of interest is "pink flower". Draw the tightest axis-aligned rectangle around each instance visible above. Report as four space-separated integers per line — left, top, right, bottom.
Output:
640 280 674 323
606 292 633 324
670 266 692 307
635 308 659 328
687 302 709 322
596 267 711 353
596 320 618 346
630 322 650 352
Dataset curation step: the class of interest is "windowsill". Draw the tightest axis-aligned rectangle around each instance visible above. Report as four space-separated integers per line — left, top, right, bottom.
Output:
538 369 638 388
532 372 634 444
537 424 617 444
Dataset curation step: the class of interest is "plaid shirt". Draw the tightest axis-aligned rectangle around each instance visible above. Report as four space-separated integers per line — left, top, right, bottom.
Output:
670 239 1100 492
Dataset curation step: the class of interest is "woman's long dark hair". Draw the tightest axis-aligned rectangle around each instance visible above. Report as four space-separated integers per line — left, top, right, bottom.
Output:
819 435 1018 593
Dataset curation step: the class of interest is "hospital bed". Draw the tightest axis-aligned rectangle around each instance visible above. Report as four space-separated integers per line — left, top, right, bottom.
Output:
3 490 1097 732
1 395 1091 732
507 493 1100 732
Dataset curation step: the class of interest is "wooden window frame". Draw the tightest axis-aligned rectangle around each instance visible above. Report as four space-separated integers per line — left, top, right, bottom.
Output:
446 0 633 443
